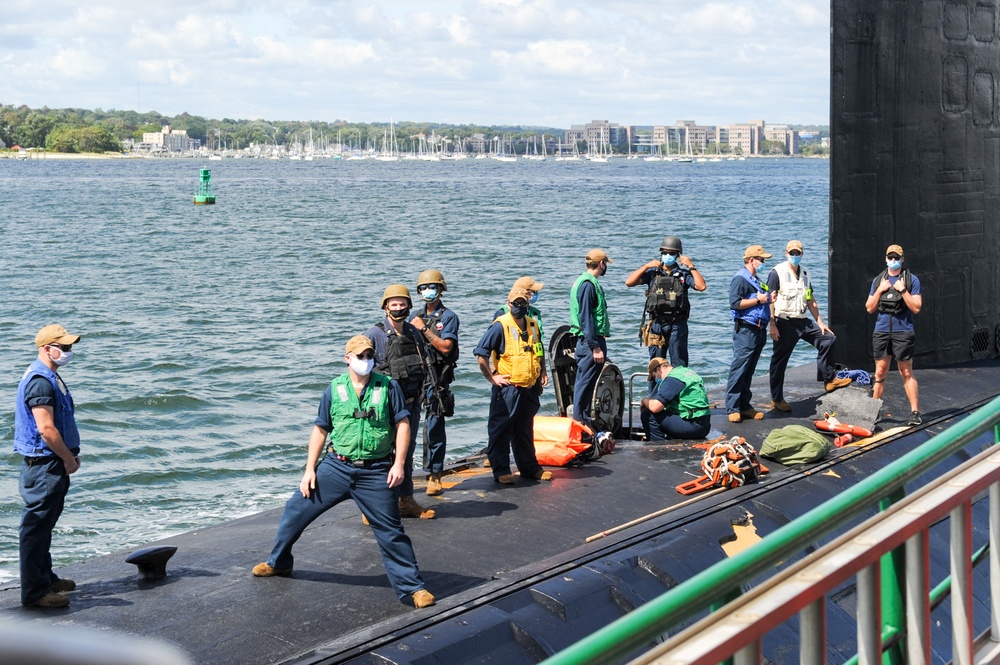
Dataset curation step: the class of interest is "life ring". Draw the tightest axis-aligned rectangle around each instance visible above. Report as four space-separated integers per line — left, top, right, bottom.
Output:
814 418 873 438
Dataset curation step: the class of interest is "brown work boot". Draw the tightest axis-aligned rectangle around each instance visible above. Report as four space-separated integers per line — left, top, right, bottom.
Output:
532 470 553 481
412 589 436 608
728 412 742 423
50 578 76 593
825 377 852 392
771 400 792 413
399 495 436 519
252 562 292 577
25 592 69 608
426 473 443 496
496 473 515 484
740 409 765 421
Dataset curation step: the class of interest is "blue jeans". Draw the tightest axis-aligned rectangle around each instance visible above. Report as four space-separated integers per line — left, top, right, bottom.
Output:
395 402 421 498
725 323 767 413
422 385 447 475
573 337 607 427
266 455 425 600
19 457 70 605
642 410 712 441
487 384 542 479
769 317 837 402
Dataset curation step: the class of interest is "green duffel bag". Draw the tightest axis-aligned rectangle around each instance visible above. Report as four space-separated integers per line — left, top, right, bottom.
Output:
760 425 832 465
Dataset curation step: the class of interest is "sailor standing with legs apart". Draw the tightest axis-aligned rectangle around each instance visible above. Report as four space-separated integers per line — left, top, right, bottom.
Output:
408 269 459 497
726 245 774 423
474 286 552 484
569 249 612 430
766 240 851 412
366 285 435 519
624 235 706 369
15 324 83 609
865 244 922 425
252 336 435 609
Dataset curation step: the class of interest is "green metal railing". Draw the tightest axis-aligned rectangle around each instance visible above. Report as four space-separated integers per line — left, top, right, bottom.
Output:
543 394 1000 665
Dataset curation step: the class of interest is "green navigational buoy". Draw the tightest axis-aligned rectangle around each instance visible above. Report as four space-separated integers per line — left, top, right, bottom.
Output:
194 168 216 205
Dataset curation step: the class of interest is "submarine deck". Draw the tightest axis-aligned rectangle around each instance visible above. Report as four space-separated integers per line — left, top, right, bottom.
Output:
3 361 1000 664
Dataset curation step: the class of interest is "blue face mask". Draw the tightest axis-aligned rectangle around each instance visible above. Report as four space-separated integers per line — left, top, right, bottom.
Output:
661 253 677 266
886 259 902 271
420 287 439 302
788 255 802 267
529 291 539 304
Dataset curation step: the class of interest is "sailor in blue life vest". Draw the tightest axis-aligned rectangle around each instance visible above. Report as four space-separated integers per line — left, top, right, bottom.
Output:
252 336 435 610
864 244 923 425
569 249 612 429
474 286 553 484
726 245 775 423
625 235 706 368
365 285 435 519
494 276 547 349
407 269 459 498
640 357 712 441
766 240 851 412
14 324 83 609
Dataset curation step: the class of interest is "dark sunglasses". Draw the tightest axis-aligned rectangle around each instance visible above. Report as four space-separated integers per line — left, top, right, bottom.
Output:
355 351 375 360
48 344 73 351
886 254 901 260
788 250 802 256
663 250 679 256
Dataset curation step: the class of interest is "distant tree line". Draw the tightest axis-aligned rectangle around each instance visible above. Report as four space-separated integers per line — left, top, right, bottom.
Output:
0 103 567 154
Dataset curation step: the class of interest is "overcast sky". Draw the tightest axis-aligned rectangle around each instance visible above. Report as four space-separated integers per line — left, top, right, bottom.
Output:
1 1 830 128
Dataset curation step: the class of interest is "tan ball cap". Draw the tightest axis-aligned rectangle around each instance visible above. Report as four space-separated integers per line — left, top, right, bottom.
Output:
586 248 613 264
647 357 670 380
886 244 904 257
743 244 773 260
35 324 81 348
786 240 803 252
513 276 544 291
508 286 531 304
345 335 375 355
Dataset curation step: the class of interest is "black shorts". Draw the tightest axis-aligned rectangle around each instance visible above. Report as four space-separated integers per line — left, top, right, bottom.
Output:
872 330 915 361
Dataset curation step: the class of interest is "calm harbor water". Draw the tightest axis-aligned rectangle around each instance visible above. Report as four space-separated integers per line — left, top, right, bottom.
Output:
0 156 829 583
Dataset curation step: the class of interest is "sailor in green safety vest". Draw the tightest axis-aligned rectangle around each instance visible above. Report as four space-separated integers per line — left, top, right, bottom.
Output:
569 248 612 429
252 335 435 609
641 357 712 441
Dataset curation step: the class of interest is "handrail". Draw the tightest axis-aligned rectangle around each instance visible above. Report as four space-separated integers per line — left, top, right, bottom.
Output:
543 393 1000 665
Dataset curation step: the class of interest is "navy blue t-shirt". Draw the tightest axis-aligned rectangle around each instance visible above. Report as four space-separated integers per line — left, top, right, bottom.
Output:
870 272 921 333
648 376 686 414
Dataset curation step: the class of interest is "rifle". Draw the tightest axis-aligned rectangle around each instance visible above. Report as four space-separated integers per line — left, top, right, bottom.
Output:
414 322 455 470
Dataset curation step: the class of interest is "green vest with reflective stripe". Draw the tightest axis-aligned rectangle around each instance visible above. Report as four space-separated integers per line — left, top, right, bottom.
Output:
569 272 610 337
665 366 710 420
329 372 393 459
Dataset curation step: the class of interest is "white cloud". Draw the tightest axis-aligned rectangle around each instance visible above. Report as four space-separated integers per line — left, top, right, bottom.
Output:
0 0 831 126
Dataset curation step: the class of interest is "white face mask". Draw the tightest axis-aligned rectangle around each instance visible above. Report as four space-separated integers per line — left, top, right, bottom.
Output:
349 356 374 376
49 347 73 367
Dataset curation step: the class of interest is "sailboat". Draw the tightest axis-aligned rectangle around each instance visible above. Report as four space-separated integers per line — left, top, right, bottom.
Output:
676 129 694 163
374 120 399 161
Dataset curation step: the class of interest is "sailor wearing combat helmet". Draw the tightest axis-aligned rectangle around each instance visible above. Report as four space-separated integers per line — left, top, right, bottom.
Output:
408 269 459 497
365 285 435 519
474 286 552 484
252 336 435 610
625 235 706 369
765 240 851 413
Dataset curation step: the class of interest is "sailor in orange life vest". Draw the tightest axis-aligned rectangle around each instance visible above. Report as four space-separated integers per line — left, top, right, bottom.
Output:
252 335 434 609
865 244 922 426
725 245 775 423
640 357 712 441
365 285 435 519
765 240 851 412
473 286 553 484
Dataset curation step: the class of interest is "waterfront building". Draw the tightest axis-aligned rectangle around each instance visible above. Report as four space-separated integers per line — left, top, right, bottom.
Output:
141 125 200 153
565 120 633 152
763 124 800 154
